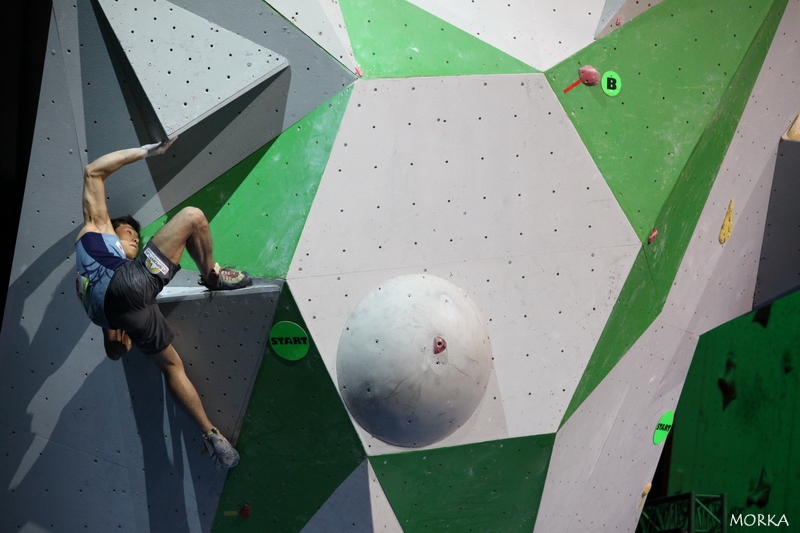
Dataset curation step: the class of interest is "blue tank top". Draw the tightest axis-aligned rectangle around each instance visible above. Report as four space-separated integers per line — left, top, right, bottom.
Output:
75 232 129 328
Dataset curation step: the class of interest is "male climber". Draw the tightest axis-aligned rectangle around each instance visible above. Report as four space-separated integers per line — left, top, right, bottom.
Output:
74 140 251 469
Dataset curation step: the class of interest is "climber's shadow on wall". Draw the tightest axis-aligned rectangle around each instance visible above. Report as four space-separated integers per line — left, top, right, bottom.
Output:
0 230 108 488
121 348 227 533
1 231 84 395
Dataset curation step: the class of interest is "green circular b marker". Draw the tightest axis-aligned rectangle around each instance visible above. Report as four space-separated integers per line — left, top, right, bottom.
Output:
653 410 674 445
602 71 621 96
269 321 310 361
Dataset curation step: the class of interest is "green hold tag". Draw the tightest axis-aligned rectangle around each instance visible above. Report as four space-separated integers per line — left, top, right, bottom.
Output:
269 321 310 361
653 410 674 445
602 71 621 96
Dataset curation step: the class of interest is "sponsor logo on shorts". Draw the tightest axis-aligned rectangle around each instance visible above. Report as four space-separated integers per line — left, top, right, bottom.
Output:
144 247 169 275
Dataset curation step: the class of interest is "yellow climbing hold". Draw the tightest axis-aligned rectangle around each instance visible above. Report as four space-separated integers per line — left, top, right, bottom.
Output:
719 198 735 244
787 113 800 141
638 482 652 510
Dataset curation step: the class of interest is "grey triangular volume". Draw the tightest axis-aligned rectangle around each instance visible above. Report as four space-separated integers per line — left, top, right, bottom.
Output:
594 0 627 38
94 0 288 138
301 461 374 532
595 0 665 39
753 116 800 308
155 273 284 445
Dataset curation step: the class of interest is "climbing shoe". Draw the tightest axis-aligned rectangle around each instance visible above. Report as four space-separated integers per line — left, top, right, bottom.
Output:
203 428 240 469
201 263 252 290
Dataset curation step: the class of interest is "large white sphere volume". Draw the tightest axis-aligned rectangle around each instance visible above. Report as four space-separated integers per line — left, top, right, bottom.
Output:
337 274 492 447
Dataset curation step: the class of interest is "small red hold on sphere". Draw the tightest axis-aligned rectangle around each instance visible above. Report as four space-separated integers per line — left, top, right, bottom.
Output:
240 504 252 519
648 228 659 244
433 336 447 355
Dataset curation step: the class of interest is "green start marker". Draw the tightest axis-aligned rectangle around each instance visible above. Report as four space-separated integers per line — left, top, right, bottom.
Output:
653 410 674 445
269 321 310 361
602 71 621 96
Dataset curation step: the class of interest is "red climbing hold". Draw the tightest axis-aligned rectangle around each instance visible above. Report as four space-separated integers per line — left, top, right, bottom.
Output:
240 504 252 519
647 228 658 244
579 65 600 86
433 336 447 355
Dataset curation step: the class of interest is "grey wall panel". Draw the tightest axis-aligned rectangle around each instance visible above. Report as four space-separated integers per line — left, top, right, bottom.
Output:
156 272 282 444
9 14 84 286
1 5 283 531
534 372 629 529
121 0 356 225
569 325 696 531
0 425 138 532
0 18 137 532
75 0 289 226
54 0 347 231
304 460 409 532
1 9 130 466
754 132 800 307
53 0 89 166
659 0 800 335
14 0 346 263
301 461 376 532
660 152 775 335
132 69 293 223
267 0 357 73
100 275 281 531
114 351 231 533
365 459 406 532
77 0 161 216
1 322 131 480
169 0 356 126
407 0 606 70
594 0 627 37
95 0 289 139
595 0 665 39
535 320 698 532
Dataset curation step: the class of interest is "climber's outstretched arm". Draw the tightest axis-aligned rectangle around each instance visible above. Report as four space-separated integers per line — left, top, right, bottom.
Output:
79 140 175 237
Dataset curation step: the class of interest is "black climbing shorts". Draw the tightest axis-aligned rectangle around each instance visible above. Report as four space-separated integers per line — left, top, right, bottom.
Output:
104 240 181 355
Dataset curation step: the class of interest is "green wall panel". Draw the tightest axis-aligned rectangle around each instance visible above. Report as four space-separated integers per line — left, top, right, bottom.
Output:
141 86 353 278
562 248 661 426
644 0 788 298
669 292 800 526
546 0 783 242
138 145 265 244
339 0 537 79
212 283 366 532
371 434 555 532
556 0 787 428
